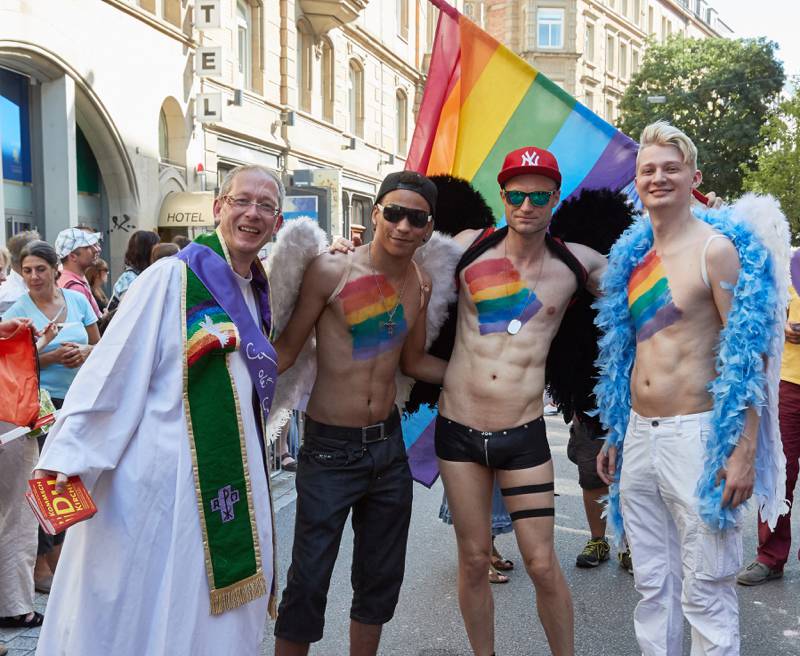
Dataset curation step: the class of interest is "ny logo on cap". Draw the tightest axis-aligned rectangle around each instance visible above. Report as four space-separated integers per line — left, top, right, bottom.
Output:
521 150 540 167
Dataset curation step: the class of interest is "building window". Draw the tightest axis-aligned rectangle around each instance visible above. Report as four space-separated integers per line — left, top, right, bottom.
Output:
162 0 180 26
321 38 335 123
427 5 439 50
648 6 654 34
584 22 595 62
297 21 313 112
537 8 565 49
158 108 169 161
606 99 614 122
633 0 641 25
606 34 615 72
619 42 627 79
397 0 409 40
585 90 594 111
620 0 628 17
632 49 640 75
661 16 667 42
396 89 408 155
237 1 252 90
348 60 364 138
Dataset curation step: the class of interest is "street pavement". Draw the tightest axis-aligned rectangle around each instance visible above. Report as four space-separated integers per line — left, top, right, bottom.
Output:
4 417 799 655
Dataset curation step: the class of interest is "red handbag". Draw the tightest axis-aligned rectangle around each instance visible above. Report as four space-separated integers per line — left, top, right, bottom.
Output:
0 323 40 427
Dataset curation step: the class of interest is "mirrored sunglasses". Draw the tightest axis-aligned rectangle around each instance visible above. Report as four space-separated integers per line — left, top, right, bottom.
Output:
503 189 557 207
376 203 432 229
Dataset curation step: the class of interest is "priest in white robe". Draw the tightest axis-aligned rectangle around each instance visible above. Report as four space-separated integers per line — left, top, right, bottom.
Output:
34 165 285 656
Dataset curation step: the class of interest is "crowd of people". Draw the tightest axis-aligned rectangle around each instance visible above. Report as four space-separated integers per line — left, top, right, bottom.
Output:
0 119 797 656
0 226 188 654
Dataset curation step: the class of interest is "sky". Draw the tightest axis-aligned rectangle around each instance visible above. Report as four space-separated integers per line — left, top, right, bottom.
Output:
717 0 800 81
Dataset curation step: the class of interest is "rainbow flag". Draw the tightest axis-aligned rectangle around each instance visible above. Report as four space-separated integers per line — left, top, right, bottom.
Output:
402 0 638 486
407 0 638 219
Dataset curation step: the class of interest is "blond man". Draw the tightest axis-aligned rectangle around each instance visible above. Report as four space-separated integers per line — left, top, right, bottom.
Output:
597 122 786 655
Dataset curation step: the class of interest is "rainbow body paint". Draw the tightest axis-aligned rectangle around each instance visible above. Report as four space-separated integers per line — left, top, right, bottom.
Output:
339 275 408 360
628 251 682 342
465 258 542 335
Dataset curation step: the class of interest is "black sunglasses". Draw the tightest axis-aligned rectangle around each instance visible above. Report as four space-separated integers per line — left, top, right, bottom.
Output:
376 203 432 229
503 189 558 207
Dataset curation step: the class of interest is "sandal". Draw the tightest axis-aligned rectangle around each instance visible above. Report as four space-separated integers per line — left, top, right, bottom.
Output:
280 452 297 472
488 566 509 584
0 611 44 628
491 545 514 571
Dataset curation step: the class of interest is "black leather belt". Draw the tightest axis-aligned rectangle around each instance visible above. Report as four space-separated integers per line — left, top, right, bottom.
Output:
305 408 401 444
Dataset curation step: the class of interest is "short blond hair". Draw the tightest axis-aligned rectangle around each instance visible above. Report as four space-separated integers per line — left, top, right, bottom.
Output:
637 120 698 171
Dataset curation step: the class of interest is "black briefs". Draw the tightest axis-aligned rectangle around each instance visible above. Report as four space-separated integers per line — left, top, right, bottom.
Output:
434 414 551 471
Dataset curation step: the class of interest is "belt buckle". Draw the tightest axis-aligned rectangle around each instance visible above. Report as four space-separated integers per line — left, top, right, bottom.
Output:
362 422 386 444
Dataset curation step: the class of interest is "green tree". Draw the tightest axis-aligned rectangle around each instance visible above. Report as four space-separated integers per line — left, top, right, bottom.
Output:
618 36 784 198
743 86 800 241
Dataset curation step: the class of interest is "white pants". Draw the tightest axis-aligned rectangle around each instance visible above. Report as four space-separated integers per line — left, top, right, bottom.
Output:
620 411 742 656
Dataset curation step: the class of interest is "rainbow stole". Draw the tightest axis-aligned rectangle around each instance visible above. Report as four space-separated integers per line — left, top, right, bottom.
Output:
339 274 407 360
627 250 682 342
465 258 542 335
180 231 270 616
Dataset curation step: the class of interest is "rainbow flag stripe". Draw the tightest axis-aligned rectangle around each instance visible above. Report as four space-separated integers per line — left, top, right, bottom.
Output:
465 258 542 335
406 3 637 222
628 251 682 342
187 300 239 367
339 275 407 360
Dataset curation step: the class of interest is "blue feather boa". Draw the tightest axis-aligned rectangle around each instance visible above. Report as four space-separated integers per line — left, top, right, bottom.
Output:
594 208 779 543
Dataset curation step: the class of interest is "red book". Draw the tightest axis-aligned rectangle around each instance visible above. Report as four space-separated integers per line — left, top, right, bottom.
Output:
26 476 97 535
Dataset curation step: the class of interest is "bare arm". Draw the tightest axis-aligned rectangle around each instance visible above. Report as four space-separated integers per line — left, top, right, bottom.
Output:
274 253 343 374
707 237 756 509
565 242 607 297
399 272 448 384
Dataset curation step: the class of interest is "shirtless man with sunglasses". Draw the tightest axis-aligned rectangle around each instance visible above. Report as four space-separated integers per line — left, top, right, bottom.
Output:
272 171 445 656
403 147 607 656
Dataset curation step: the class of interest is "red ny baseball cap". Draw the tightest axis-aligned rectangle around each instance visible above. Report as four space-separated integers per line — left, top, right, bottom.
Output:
497 146 561 188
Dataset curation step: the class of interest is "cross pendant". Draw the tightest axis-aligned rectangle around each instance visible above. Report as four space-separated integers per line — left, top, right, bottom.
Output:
384 320 395 336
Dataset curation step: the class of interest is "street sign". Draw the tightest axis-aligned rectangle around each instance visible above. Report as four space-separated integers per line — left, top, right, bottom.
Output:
195 0 221 29
196 93 222 122
196 47 222 77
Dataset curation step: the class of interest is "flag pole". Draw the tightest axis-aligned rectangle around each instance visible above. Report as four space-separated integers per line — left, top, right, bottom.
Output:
427 0 459 19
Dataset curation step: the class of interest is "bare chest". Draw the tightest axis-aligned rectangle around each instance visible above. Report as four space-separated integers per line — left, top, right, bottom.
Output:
458 251 576 339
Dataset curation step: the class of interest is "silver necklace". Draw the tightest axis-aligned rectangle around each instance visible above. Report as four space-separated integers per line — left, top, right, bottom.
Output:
504 239 546 336
368 244 411 336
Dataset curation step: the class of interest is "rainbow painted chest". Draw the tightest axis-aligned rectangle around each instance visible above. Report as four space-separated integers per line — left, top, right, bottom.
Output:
464 257 543 336
338 274 408 360
627 250 683 342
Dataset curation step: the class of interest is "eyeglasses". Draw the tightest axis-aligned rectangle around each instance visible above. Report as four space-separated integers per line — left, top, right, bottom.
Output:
223 195 280 217
503 189 557 207
376 203 432 229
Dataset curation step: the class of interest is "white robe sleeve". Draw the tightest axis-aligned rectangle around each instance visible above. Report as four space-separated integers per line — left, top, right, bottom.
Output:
37 259 184 490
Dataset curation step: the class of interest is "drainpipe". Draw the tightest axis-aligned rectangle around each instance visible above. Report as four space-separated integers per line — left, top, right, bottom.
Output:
279 0 290 178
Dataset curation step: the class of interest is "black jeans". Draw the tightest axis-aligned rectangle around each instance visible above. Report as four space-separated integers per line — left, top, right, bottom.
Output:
274 414 413 643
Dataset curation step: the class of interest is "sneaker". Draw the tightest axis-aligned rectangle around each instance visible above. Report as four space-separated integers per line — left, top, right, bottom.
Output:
576 537 610 568
736 560 783 586
618 547 634 575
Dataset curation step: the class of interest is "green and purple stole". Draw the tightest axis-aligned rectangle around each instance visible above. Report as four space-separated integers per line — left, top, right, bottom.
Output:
178 229 278 616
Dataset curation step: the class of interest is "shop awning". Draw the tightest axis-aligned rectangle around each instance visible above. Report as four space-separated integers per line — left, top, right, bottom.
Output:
158 192 216 227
